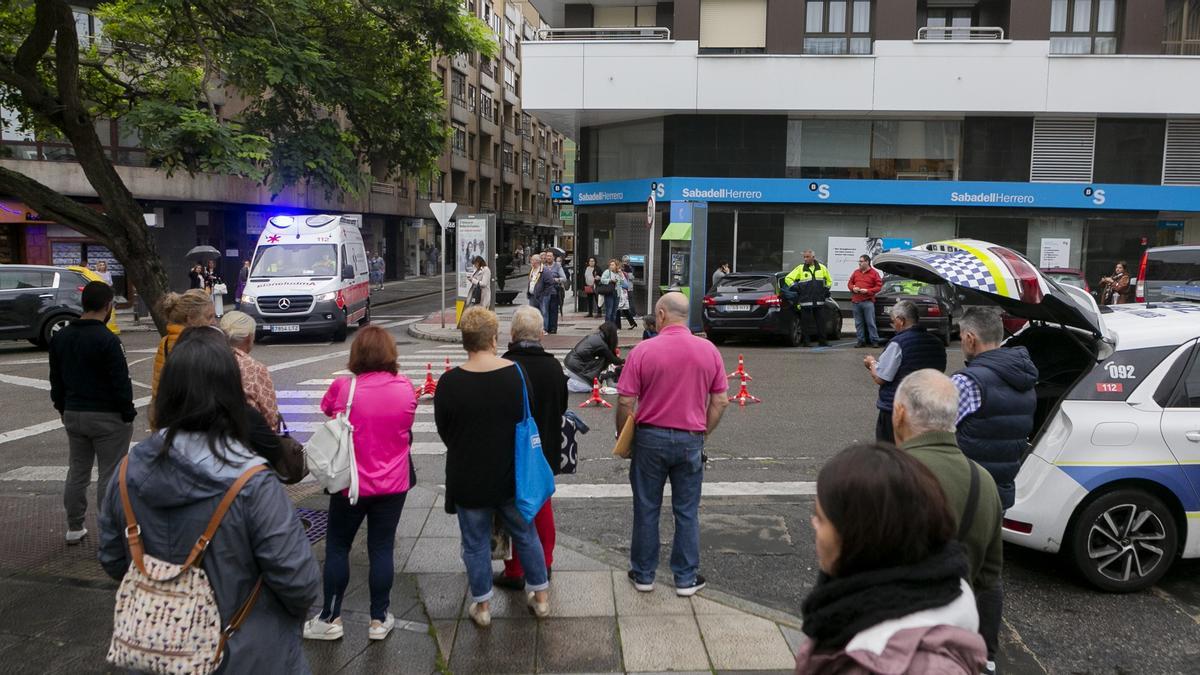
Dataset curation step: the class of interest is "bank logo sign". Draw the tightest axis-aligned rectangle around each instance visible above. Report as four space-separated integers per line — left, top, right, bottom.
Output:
561 177 1198 212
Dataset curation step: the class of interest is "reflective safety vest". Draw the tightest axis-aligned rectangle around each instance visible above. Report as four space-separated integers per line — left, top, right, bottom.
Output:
785 262 833 306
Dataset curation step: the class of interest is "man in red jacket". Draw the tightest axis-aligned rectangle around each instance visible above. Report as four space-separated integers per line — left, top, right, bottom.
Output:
848 254 883 348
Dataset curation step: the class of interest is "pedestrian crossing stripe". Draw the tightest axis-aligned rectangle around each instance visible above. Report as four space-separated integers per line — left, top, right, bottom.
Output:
277 403 433 415
286 421 439 433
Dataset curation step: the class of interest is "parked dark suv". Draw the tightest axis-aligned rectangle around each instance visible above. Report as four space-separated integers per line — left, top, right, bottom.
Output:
702 271 841 346
0 265 90 347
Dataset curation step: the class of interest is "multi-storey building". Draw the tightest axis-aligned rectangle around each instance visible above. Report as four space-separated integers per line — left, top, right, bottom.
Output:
0 1 567 297
522 0 1200 297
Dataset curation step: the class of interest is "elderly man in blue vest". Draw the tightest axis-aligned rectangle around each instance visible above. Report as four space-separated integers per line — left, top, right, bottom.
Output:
951 306 1038 510
863 299 947 443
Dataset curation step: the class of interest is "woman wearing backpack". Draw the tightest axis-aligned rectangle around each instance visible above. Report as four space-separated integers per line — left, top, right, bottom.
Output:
98 327 320 674
304 325 419 642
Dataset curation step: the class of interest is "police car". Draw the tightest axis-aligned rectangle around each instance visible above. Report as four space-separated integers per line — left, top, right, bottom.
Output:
875 240 1200 592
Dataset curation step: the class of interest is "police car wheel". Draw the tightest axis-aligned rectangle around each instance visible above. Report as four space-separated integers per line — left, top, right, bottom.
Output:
1069 488 1178 593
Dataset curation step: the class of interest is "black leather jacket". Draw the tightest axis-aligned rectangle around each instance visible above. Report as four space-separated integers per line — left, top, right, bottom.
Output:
563 333 623 382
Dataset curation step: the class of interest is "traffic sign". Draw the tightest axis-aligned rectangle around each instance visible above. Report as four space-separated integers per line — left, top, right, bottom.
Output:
559 206 573 221
646 193 655 229
429 201 457 228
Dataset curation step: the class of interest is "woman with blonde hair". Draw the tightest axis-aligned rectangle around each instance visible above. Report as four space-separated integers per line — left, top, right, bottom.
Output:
150 289 215 427
434 307 551 627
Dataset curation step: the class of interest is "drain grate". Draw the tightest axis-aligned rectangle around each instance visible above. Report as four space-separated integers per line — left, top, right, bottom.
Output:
296 508 329 545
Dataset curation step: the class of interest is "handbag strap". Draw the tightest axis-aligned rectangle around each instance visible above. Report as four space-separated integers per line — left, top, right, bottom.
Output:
957 461 981 542
514 363 532 420
344 376 358 418
119 457 268 576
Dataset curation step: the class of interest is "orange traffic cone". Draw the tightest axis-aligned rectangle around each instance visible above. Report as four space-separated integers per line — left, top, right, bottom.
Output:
729 372 761 406
419 363 438 398
579 377 613 408
726 353 753 381
444 356 452 373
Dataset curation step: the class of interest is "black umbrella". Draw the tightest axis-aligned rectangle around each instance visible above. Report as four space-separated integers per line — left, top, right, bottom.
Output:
185 245 221 262
546 246 567 259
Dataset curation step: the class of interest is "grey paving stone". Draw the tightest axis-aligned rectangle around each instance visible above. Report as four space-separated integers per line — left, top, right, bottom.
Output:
405 486 438 508
692 595 742 615
421 509 462 537
547 570 616 617
432 619 459 662
550 545 612 572
537 617 622 673
403 536 462 573
779 624 806 655
397 505 431 538
618 615 710 672
610 570 694 616
448 617 539 673
304 614 372 673
340 571 422 622
334 621 440 675
697 614 796 671
416 573 468 620
715 670 795 675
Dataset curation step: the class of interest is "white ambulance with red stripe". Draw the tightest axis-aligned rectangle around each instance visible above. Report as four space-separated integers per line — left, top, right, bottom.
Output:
241 214 370 342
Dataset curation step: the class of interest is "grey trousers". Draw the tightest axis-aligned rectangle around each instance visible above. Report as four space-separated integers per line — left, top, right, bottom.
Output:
63 411 133 530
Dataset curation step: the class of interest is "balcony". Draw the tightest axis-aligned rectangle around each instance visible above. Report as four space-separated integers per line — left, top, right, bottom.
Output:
535 26 671 41
915 26 1006 41
450 99 471 124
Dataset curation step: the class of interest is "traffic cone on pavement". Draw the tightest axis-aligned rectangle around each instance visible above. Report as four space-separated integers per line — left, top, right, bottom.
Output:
579 377 613 408
444 356 452 373
419 363 438 398
726 354 753 381
729 372 761 406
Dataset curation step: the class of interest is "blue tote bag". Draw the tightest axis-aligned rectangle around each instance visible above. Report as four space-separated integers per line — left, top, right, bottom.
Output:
513 363 555 522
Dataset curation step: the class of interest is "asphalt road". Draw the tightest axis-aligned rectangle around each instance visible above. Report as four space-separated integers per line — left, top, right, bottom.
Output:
2 294 1199 673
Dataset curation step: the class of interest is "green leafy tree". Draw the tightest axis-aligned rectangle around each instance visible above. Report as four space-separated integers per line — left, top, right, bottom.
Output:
0 0 494 332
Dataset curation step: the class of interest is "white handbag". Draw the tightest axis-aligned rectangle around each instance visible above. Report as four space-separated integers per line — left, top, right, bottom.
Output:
304 377 360 503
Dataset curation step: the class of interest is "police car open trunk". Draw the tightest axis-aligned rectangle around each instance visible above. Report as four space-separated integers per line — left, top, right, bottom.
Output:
873 240 1115 437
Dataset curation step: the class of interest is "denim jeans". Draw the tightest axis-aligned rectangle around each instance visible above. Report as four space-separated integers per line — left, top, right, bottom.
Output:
541 291 560 332
852 300 879 344
603 293 619 324
457 500 550 602
629 426 705 587
320 491 408 621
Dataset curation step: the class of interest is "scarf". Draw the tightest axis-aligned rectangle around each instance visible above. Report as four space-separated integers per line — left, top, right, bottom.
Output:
800 542 968 652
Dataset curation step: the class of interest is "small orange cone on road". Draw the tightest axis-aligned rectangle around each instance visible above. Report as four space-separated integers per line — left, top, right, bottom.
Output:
419 363 438 398
729 372 761 406
726 353 753 381
579 377 613 408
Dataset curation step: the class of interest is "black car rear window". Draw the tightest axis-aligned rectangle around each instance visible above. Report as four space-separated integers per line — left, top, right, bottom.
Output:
1067 346 1175 402
1144 249 1200 283
716 276 774 293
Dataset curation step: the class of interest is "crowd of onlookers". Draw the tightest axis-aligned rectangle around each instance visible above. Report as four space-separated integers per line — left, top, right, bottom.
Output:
48 273 1020 674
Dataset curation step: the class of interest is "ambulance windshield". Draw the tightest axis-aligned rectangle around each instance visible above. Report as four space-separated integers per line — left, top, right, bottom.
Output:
251 244 338 278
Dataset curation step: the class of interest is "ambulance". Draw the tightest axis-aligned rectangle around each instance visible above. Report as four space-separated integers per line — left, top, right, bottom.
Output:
241 214 370 342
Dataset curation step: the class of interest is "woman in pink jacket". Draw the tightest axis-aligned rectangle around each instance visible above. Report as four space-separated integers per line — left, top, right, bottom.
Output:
304 326 418 644
795 443 986 674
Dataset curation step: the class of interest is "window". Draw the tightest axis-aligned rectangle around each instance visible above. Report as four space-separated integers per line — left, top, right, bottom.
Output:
505 18 517 45
536 159 546 180
1050 0 1119 54
804 0 872 54
1093 119 1165 184
961 117 1034 182
0 270 53 289
451 124 467 156
521 112 532 137
521 151 531 175
924 7 973 40
787 119 872 178
1164 0 1200 54
451 71 467 107
480 90 494 122
502 142 514 170
786 119 959 180
468 132 476 159
467 85 476 112
699 0 768 52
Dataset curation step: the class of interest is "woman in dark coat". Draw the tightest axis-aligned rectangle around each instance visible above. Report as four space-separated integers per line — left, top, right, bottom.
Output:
563 322 624 392
98 327 320 674
495 305 568 590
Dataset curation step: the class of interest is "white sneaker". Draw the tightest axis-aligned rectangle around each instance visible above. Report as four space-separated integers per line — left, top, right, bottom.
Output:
368 613 395 641
526 592 550 619
303 616 344 641
600 386 618 395
65 528 87 545
468 602 491 628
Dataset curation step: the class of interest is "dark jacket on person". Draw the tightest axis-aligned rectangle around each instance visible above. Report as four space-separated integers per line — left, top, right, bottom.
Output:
876 326 948 411
955 346 1038 509
434 364 527 513
901 431 1003 593
48 318 136 422
98 433 320 675
785 262 833 307
563 333 623 383
504 341 569 475
527 266 549 304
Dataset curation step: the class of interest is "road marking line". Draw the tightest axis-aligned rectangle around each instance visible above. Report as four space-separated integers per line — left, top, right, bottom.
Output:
286 421 438 433
0 395 151 445
0 373 52 391
276 403 432 415
275 391 327 399
0 357 49 366
299 379 335 386
267 351 351 373
412 442 446 455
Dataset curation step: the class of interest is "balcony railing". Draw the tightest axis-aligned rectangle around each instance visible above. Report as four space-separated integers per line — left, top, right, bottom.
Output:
532 26 671 42
916 26 1005 41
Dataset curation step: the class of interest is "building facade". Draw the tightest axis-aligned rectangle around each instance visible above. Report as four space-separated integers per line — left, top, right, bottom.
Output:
0 1 568 299
522 0 1200 298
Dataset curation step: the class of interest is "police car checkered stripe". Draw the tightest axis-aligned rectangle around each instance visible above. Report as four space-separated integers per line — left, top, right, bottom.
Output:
926 251 999 294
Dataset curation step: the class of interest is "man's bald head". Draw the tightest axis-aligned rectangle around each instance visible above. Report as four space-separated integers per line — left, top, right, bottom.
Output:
656 291 689 327
893 369 960 443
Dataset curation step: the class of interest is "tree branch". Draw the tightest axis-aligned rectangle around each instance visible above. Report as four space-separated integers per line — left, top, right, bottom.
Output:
13 1 57 76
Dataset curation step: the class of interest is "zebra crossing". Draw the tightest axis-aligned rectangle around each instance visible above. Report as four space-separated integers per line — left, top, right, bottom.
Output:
278 345 574 464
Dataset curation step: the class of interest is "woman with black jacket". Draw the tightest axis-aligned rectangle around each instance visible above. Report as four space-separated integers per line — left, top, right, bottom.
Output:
495 305 568 591
563 322 624 393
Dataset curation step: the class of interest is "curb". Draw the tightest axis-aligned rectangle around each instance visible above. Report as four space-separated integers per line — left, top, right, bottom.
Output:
407 321 464 344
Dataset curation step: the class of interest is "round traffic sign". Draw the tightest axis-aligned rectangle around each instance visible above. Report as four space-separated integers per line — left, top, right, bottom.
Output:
646 194 655 229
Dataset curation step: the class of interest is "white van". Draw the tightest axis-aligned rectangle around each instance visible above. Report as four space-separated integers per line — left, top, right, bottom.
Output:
241 214 370 342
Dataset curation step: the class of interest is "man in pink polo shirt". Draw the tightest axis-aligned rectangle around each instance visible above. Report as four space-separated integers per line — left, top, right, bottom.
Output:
616 292 729 596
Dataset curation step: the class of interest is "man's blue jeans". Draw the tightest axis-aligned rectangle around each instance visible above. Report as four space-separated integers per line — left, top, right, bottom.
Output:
456 499 549 603
540 292 560 332
629 426 705 587
852 300 879 345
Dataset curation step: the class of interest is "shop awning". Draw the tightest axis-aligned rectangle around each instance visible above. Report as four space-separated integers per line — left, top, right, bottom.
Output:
660 222 692 241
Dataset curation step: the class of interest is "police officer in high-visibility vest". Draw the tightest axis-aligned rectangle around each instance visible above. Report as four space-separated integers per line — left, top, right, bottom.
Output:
784 249 833 347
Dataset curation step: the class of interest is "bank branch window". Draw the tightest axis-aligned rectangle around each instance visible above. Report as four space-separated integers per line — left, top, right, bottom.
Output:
787 119 960 180
1050 0 1119 54
1164 0 1200 54
804 0 872 54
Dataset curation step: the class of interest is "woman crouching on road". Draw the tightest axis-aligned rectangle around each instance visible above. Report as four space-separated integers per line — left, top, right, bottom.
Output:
434 307 551 627
795 443 986 674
